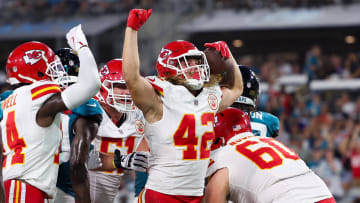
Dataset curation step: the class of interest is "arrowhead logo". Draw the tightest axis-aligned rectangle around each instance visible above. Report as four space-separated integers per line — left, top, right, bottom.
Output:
99 65 109 77
23 50 45 65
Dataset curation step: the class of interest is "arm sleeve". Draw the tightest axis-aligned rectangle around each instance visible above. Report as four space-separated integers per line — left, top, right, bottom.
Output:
61 47 101 110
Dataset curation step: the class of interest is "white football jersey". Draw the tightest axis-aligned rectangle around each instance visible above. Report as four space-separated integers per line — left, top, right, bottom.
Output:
207 134 333 203
145 76 222 196
89 108 145 203
93 108 145 175
1 81 62 197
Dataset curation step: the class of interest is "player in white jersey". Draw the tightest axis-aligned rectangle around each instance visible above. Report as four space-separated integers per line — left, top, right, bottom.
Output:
1 24 101 203
87 59 147 203
122 9 243 202
206 107 335 203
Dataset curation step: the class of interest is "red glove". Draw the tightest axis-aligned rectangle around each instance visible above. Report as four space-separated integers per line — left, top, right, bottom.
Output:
127 9 152 31
204 41 230 59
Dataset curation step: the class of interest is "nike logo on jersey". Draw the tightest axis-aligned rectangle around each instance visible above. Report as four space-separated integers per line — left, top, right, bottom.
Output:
86 103 97 107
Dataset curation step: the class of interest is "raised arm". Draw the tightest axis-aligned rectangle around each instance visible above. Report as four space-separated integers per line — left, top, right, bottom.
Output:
204 41 243 112
122 9 162 121
37 25 101 127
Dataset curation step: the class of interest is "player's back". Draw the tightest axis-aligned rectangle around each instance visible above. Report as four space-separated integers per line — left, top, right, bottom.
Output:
250 111 279 137
1 81 62 197
208 135 332 203
145 76 222 196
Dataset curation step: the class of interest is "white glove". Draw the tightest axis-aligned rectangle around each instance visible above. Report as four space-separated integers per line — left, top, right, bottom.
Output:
113 149 148 172
66 24 88 52
87 149 103 170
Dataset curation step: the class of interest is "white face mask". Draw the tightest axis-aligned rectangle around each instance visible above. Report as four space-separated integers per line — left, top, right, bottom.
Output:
102 80 136 113
45 56 68 87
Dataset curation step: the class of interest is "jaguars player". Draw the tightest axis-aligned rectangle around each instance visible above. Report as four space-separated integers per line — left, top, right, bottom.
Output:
54 48 103 203
231 65 279 138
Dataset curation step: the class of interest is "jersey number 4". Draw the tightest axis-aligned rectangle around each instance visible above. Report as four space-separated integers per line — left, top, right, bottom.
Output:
173 113 214 160
3 111 27 166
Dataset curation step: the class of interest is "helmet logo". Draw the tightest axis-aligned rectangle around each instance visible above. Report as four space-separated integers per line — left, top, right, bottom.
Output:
159 48 172 60
23 50 45 65
246 82 251 88
208 93 218 110
99 65 110 77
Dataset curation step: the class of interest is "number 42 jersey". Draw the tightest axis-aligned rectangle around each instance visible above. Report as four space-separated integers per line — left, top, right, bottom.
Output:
145 76 222 196
1 81 62 198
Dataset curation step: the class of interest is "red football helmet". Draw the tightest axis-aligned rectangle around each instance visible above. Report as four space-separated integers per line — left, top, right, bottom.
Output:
156 40 210 90
98 59 135 112
211 107 252 151
6 41 67 85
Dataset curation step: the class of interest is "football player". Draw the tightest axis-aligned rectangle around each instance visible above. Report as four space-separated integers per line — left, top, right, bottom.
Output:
87 59 148 203
206 107 335 203
231 65 280 138
1 24 101 202
53 48 103 203
122 9 243 202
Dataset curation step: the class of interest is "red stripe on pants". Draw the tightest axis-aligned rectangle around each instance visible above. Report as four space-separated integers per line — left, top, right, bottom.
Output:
4 180 48 203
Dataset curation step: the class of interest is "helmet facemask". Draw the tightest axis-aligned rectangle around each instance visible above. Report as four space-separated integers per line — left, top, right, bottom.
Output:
164 50 210 90
102 79 135 113
44 55 68 87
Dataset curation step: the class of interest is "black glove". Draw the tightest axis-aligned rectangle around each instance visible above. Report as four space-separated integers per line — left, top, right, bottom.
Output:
113 149 148 172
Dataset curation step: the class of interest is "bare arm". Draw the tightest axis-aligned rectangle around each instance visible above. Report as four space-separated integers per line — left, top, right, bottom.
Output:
70 117 99 203
122 10 162 122
122 27 162 122
36 93 68 127
205 168 230 203
136 137 149 152
218 52 243 112
90 152 116 171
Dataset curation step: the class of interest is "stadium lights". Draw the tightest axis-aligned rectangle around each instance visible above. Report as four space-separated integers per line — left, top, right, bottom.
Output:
345 35 356 44
232 39 243 48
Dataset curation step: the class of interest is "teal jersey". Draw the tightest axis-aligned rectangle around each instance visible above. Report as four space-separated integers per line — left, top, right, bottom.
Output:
68 98 103 131
56 98 103 197
0 90 14 121
249 111 279 138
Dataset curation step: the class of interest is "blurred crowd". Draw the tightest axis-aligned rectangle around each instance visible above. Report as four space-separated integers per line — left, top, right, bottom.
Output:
215 0 357 10
240 45 360 82
238 45 360 202
0 0 359 24
0 0 156 23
